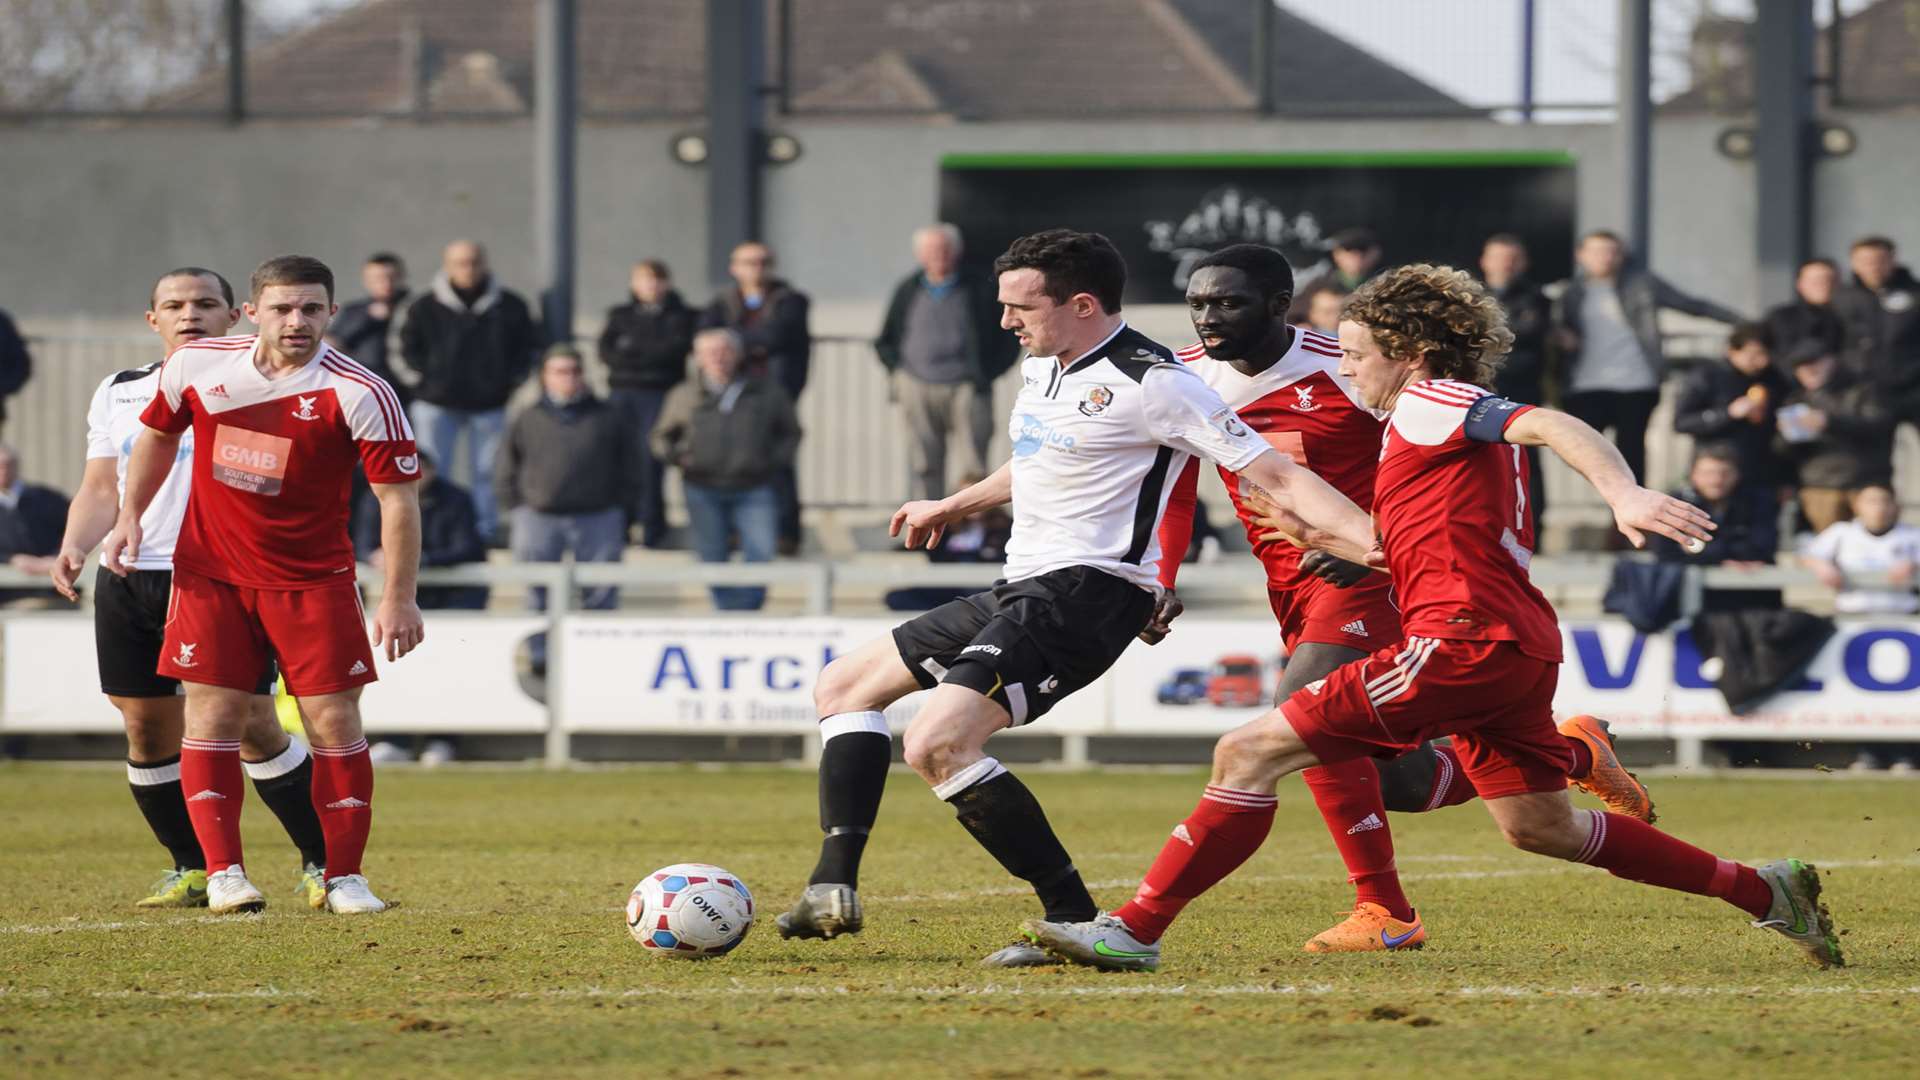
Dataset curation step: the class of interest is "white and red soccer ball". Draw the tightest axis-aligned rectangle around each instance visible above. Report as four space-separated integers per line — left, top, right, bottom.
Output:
626 863 755 957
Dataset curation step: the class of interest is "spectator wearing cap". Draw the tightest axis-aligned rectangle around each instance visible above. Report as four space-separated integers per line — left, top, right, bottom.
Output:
1800 484 1920 616
1776 339 1894 533
652 329 801 611
1289 227 1383 325
1553 229 1745 483
1832 235 1920 424
401 239 541 542
874 224 1018 502
327 252 415 410
0 307 30 437
1764 257 1846 368
598 259 696 548
1672 322 1791 492
497 344 638 628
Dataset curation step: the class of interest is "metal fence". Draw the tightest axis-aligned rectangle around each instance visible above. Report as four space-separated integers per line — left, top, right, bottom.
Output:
6 0 1908 124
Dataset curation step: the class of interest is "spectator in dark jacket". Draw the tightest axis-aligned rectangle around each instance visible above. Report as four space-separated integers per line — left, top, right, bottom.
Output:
327 252 414 410
1832 235 1920 424
0 309 29 435
1671 322 1791 490
598 259 695 548
497 345 637 623
352 451 488 610
1289 280 1345 335
1763 257 1846 369
700 242 811 552
1776 340 1895 533
1553 229 1745 482
653 329 801 611
874 225 1017 501
401 239 540 541
1481 233 1552 530
0 444 67 602
1655 444 1779 567
1285 226 1383 324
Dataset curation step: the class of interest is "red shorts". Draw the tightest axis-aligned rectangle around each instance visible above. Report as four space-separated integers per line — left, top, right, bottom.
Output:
159 566 377 697
1268 575 1401 655
1280 636 1573 800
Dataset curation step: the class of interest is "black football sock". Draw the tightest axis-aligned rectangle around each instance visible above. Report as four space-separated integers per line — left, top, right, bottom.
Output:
127 755 205 871
938 760 1097 922
245 740 330 869
808 713 893 888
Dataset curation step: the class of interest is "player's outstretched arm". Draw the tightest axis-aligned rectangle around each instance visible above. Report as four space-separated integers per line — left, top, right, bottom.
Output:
51 458 122 601
100 428 182 578
369 481 425 661
890 460 1012 550
1503 407 1716 550
1235 451 1380 567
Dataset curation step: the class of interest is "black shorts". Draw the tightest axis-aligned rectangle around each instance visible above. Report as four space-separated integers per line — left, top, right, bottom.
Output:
93 566 277 698
891 565 1154 726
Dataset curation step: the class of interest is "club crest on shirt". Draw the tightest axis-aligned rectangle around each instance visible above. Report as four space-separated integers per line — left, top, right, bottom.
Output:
1078 385 1114 417
1291 385 1320 412
292 395 320 422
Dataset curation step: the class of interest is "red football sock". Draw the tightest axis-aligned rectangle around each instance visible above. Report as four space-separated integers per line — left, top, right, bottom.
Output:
1421 743 1479 810
1564 735 1594 780
310 739 374 879
1111 785 1277 944
1572 809 1772 918
180 737 246 872
1300 759 1413 921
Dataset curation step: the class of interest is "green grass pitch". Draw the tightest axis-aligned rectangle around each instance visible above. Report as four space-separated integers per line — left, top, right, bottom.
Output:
2 764 1917 1077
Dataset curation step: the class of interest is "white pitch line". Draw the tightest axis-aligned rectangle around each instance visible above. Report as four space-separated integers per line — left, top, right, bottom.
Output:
515 982 1920 1001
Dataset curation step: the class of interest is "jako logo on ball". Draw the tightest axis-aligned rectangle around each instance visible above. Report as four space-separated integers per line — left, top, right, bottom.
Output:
626 863 754 957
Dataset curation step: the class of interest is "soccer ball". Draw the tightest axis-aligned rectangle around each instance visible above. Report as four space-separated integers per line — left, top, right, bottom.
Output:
626 863 755 957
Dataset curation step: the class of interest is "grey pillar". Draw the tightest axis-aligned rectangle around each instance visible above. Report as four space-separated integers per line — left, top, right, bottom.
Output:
1616 0 1652 260
225 0 246 124
707 0 766 288
534 0 578 343
1752 2 1816 303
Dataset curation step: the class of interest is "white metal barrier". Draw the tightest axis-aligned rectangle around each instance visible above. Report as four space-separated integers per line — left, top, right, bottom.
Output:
4 561 1915 768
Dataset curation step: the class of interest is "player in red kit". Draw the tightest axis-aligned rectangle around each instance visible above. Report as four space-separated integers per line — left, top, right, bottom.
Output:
1028 263 1842 971
1145 245 1652 953
104 255 424 916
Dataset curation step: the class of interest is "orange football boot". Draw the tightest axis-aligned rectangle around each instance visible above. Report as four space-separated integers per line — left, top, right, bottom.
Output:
1559 714 1657 823
1303 902 1426 953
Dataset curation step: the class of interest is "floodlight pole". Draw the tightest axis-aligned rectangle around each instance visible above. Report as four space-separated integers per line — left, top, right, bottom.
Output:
535 0 578 343
1752 1 1816 303
1616 0 1652 262
226 0 246 124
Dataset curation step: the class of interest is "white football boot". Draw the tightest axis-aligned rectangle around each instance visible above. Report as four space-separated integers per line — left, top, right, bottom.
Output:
1022 913 1160 971
323 874 388 914
206 864 267 914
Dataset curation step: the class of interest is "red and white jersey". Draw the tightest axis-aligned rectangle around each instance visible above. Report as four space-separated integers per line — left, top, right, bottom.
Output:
141 334 417 590
1375 379 1560 661
1158 328 1385 591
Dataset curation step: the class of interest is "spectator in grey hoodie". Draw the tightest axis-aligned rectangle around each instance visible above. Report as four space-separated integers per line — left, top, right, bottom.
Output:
1553 229 1745 482
497 345 638 629
653 329 801 611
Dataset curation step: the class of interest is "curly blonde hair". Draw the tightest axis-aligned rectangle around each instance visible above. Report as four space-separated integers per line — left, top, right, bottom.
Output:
1341 263 1514 388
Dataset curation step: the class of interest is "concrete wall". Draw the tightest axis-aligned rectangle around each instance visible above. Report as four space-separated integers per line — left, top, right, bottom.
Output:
5 110 1914 337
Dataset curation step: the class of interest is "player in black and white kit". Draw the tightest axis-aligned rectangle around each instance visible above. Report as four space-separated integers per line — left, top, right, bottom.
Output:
775 230 1380 964
50 267 330 909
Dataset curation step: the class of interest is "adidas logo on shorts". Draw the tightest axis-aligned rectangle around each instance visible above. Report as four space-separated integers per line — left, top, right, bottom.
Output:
1346 813 1385 835
1341 619 1368 637
348 660 368 676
